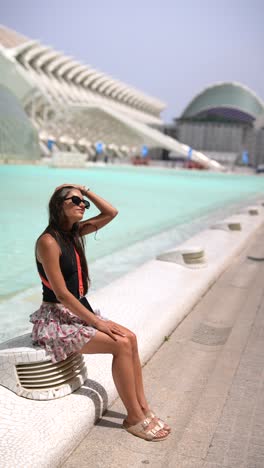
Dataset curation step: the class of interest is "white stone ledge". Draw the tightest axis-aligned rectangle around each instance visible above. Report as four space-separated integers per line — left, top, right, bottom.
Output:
0 204 264 467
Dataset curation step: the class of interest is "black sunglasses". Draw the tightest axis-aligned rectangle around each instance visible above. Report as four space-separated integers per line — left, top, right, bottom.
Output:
64 195 90 209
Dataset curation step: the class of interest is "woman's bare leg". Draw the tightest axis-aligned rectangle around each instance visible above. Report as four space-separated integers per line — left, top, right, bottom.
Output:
106 322 171 432
79 330 168 437
79 331 146 424
108 322 150 412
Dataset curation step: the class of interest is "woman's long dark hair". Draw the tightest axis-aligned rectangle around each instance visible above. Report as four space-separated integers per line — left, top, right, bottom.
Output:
36 186 90 294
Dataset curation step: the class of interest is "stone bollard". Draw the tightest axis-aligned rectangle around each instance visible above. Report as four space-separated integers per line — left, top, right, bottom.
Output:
248 206 259 215
211 221 242 231
157 246 207 268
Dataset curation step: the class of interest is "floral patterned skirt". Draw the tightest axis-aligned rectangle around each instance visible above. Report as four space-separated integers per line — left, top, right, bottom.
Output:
29 302 107 363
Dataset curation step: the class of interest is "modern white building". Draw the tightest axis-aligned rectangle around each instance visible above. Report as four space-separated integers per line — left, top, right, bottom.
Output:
169 82 264 168
0 25 222 169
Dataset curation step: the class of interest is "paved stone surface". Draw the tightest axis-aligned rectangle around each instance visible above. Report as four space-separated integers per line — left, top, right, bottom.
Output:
204 284 264 467
63 226 264 468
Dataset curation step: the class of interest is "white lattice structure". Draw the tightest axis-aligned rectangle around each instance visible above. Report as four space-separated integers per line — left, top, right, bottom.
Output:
0 25 222 169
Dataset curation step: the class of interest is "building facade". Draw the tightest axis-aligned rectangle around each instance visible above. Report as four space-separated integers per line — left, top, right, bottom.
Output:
168 82 264 167
0 25 221 169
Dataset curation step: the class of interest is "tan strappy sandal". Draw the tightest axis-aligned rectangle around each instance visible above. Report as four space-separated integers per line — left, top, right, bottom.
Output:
122 417 169 442
145 410 171 433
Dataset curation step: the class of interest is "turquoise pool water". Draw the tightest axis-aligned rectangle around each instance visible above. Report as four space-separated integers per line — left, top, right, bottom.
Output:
1 164 264 301
0 164 264 343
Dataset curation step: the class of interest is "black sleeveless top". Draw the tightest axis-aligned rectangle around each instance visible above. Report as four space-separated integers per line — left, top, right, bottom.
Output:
36 233 79 303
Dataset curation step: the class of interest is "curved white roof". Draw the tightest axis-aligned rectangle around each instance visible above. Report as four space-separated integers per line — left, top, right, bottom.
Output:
66 64 87 81
181 81 264 121
46 56 72 73
34 50 61 69
56 59 80 77
0 25 166 115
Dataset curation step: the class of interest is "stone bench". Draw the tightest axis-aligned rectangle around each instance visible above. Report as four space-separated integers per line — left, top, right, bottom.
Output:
0 334 87 400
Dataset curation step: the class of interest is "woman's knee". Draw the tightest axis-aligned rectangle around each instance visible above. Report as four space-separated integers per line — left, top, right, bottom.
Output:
115 336 133 356
126 331 138 352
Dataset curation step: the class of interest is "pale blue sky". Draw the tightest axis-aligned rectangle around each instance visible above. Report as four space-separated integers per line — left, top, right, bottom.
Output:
1 0 263 121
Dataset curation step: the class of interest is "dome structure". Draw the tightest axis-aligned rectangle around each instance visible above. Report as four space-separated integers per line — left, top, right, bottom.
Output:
181 82 264 124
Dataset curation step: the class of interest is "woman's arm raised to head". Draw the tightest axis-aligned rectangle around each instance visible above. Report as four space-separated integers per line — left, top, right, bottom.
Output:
78 188 118 236
53 184 118 236
37 234 98 326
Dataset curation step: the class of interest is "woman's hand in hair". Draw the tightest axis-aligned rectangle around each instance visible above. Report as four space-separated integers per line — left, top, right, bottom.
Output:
55 183 89 194
54 183 76 192
55 183 73 192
